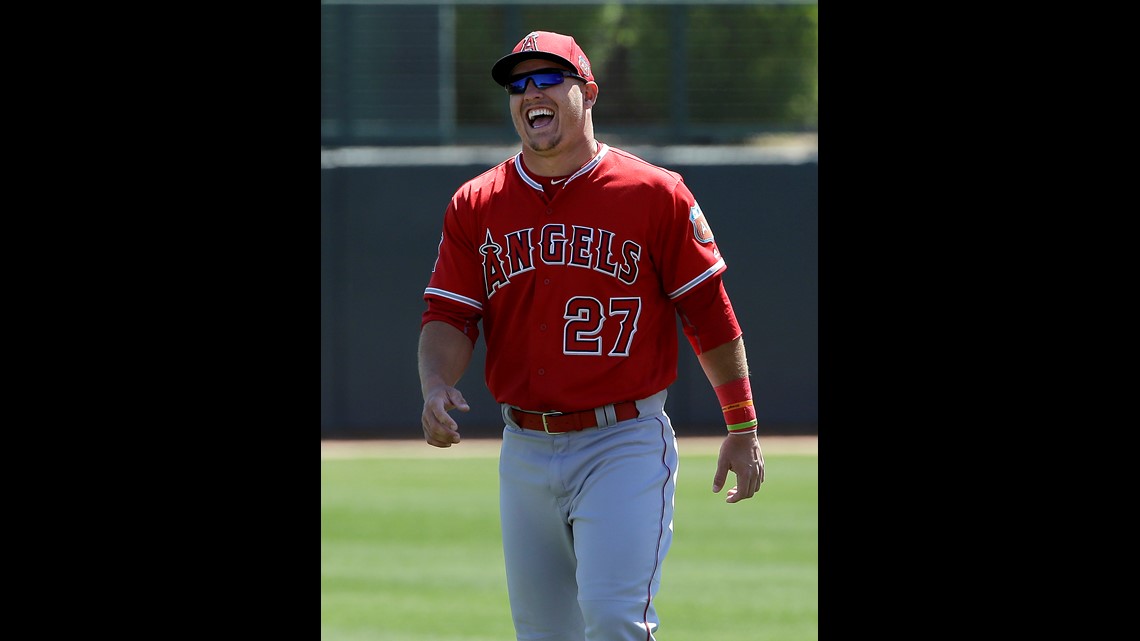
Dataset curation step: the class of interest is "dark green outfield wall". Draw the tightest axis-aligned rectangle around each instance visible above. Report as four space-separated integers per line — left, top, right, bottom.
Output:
321 160 817 439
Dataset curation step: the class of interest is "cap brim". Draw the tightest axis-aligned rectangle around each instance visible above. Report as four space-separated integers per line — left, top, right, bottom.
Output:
491 51 577 85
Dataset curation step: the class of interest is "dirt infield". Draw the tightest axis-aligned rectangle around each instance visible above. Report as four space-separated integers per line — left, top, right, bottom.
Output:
321 435 817 459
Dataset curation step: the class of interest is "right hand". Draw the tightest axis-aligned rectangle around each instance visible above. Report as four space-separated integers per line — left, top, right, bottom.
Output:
421 386 470 448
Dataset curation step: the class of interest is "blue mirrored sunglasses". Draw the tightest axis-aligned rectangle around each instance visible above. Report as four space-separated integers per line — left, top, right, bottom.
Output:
504 69 587 94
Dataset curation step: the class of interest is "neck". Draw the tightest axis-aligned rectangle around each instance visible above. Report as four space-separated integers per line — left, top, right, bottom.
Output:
520 138 599 177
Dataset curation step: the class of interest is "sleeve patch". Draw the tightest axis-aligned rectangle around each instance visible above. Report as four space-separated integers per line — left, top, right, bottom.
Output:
690 203 714 244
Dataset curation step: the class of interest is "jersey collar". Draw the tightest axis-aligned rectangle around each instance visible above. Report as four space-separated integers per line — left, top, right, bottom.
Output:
514 143 610 192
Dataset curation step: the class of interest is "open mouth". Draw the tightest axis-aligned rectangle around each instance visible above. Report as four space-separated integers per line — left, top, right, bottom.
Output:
527 107 554 129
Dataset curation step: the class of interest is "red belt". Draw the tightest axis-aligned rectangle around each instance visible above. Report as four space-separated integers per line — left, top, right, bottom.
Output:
510 401 640 434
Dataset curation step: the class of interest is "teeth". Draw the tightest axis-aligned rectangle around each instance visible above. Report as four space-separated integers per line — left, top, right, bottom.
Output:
527 108 554 122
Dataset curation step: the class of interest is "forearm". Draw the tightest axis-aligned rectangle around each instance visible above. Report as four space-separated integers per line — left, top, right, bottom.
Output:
695 336 749 386
698 336 758 435
702 337 763 501
417 320 475 397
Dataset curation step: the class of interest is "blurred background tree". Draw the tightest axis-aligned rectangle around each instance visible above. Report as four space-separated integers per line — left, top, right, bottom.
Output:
322 1 818 146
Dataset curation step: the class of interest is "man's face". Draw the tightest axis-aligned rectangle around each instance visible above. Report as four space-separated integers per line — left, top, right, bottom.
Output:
506 59 592 154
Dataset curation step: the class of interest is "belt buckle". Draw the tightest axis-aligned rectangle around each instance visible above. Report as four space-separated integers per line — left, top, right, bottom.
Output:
541 411 564 434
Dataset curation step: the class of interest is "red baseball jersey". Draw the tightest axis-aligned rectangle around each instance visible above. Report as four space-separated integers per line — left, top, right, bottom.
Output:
422 144 727 412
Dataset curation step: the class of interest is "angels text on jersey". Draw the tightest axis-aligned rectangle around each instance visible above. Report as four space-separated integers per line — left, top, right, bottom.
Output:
480 223 642 300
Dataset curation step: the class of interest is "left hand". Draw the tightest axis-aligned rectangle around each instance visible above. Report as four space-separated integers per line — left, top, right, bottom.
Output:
712 432 765 503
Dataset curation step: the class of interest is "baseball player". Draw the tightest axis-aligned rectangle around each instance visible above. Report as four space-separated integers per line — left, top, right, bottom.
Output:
418 31 765 641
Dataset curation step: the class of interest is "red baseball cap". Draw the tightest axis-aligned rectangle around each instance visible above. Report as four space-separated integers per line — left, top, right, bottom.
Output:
491 31 595 86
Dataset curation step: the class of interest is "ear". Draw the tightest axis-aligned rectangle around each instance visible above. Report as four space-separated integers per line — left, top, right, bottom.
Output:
584 82 599 108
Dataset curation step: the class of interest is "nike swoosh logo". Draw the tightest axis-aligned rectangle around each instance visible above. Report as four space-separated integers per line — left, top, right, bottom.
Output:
551 177 567 184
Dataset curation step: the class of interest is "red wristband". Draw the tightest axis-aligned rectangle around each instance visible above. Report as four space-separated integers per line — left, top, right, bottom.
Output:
714 377 757 434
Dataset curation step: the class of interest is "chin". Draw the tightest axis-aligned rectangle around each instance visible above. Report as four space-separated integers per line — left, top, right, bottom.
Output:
526 132 562 153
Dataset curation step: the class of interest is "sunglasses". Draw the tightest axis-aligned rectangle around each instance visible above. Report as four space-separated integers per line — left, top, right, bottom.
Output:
504 69 587 95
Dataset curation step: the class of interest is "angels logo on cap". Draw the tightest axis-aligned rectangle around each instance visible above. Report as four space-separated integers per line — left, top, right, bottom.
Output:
491 31 595 86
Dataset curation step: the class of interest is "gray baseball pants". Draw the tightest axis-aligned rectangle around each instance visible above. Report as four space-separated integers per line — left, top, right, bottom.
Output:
498 390 677 641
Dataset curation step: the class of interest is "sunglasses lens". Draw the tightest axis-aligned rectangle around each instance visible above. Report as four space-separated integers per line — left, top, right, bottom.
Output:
506 72 567 94
531 73 565 88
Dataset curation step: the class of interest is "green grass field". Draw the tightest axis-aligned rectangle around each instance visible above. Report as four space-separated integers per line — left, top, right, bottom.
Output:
321 439 817 641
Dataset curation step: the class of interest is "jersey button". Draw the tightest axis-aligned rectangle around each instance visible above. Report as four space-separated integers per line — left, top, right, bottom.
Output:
543 278 550 285
538 368 545 376
539 323 547 331
545 208 552 215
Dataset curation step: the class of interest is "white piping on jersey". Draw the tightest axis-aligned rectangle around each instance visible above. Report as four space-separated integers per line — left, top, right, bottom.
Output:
667 258 726 299
513 143 611 192
424 287 483 311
